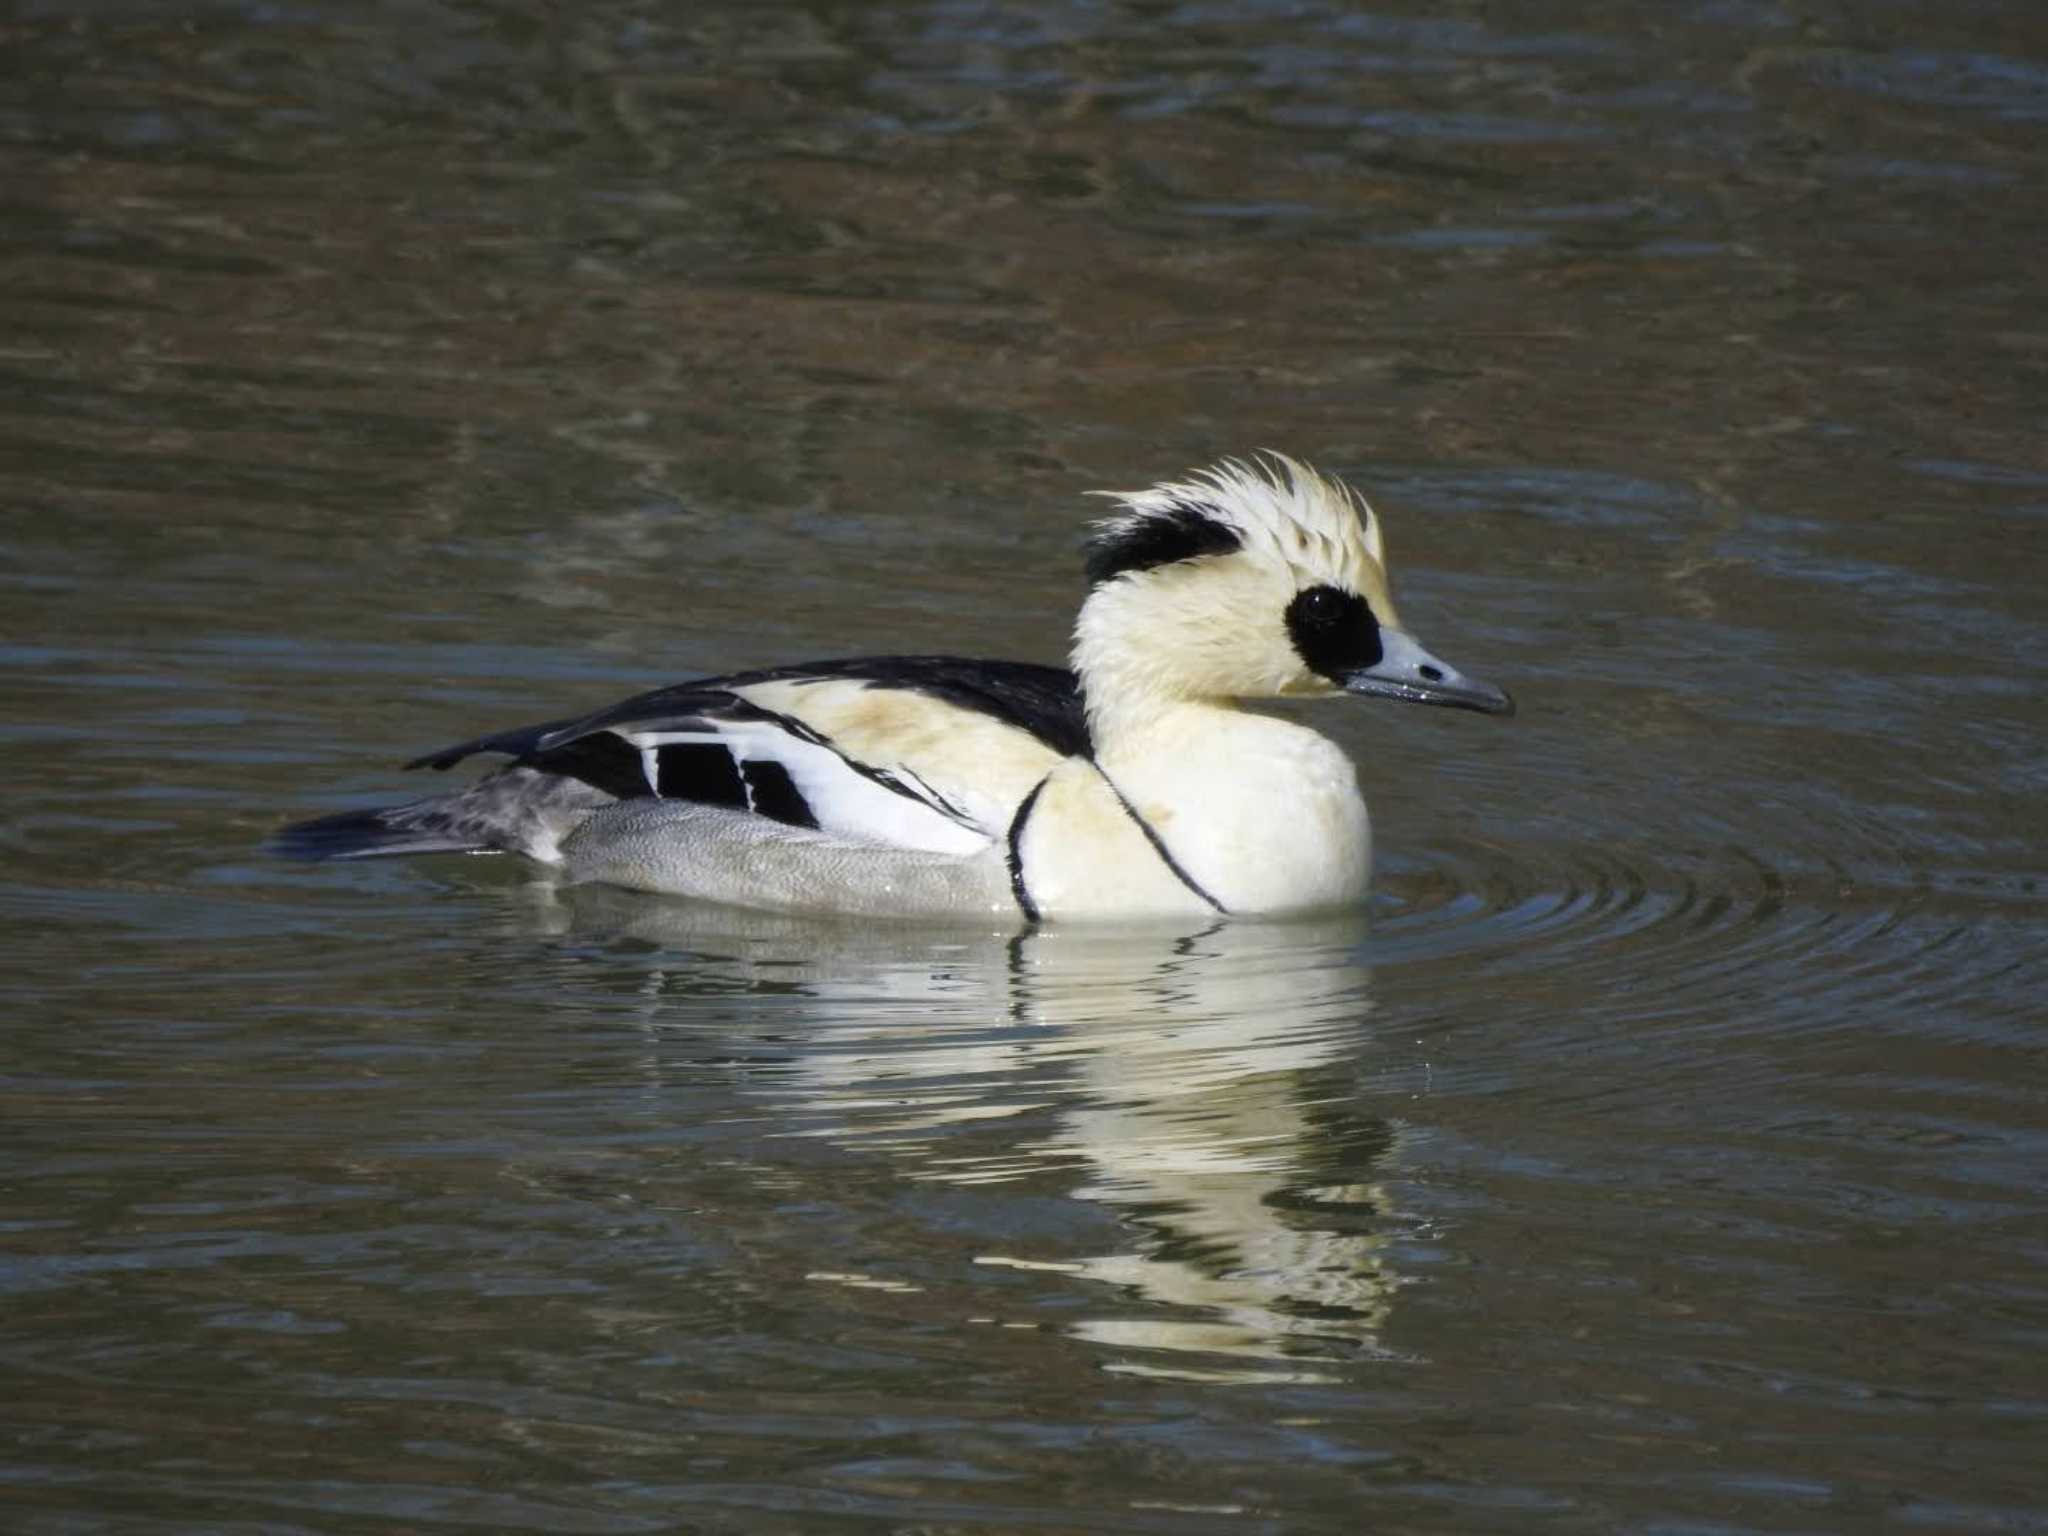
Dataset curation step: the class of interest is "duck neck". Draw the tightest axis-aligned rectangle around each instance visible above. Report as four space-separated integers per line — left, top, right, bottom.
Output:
1083 685 1236 772
1072 587 1237 762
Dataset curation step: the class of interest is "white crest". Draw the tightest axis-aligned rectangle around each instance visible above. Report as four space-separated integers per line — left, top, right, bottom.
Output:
1092 452 1387 592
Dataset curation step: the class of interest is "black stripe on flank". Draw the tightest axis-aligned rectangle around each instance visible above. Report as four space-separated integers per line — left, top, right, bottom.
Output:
1095 767 1227 915
742 759 817 828
1085 503 1242 588
1006 774 1051 922
655 742 748 808
1285 583 1382 682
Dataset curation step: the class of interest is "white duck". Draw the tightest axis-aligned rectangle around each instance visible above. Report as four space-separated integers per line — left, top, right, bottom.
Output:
275 455 1512 920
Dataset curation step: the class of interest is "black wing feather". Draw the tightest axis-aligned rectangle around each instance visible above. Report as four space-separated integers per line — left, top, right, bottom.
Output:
408 657 1090 784
718 657 1090 759
406 716 580 772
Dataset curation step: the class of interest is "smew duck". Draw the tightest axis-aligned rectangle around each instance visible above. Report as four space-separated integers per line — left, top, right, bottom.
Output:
274 456 1512 920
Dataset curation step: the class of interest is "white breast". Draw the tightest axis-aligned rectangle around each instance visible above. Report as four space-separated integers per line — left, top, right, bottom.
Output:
1088 707 1372 917
1013 759 1223 920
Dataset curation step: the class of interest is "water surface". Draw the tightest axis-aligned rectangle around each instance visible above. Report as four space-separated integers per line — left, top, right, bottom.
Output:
4 1 2046 1531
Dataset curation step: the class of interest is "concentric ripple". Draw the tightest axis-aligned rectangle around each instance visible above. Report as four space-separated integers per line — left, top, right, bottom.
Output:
1374 803 2044 1057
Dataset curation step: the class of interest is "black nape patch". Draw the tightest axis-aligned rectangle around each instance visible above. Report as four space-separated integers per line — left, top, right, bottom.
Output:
656 743 748 808
1085 503 1242 587
741 759 818 828
1286 584 1382 680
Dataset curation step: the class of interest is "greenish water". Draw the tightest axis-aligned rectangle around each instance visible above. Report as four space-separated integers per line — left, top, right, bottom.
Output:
4 2 2045 1531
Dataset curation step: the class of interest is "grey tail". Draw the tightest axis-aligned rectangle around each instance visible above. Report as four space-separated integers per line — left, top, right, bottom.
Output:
268 803 494 862
271 767 618 865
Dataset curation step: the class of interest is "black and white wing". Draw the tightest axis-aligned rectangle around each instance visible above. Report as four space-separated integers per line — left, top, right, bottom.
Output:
409 657 1088 857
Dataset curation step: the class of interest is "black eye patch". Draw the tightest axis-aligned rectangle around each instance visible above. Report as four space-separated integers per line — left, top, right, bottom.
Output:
1286 584 1382 680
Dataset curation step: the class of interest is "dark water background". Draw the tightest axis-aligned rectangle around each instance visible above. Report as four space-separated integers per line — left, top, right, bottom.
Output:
4 2 2046 1531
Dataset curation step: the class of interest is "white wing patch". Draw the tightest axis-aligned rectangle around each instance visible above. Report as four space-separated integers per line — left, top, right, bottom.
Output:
625 720 990 857
733 676 1067 836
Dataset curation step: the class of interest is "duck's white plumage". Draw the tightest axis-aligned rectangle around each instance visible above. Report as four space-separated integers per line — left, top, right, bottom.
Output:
275 455 1512 920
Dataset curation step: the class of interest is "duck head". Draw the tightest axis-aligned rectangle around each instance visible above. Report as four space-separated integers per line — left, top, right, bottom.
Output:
1072 454 1514 735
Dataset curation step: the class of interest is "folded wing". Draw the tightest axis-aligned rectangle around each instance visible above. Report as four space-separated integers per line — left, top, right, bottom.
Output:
410 657 1087 857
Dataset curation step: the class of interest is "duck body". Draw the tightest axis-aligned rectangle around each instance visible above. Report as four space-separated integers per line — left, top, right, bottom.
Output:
275 457 1511 921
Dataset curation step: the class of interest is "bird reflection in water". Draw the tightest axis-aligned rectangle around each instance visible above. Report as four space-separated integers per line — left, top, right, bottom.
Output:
520 884 1408 1384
